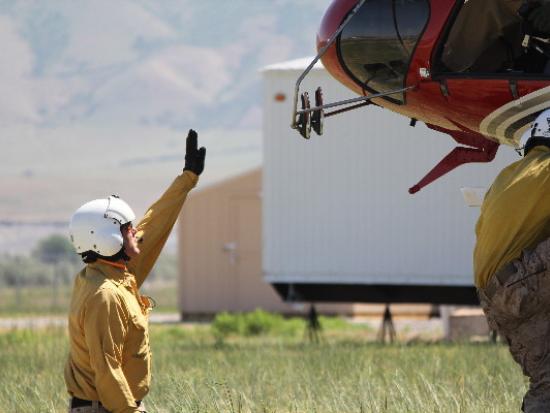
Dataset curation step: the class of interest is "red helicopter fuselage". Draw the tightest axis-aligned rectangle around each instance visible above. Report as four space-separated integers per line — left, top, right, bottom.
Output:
316 0 550 192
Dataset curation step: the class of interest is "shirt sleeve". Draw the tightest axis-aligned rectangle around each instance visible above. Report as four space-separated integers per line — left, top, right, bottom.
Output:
129 170 198 287
84 289 140 413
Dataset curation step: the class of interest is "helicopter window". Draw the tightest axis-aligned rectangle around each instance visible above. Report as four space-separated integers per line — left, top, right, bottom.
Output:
337 0 429 104
437 0 550 75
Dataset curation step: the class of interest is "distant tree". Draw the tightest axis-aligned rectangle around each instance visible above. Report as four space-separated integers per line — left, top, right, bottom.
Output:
33 234 78 264
0 254 54 286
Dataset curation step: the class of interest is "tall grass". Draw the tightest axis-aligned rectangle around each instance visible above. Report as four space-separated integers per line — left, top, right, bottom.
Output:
0 325 526 413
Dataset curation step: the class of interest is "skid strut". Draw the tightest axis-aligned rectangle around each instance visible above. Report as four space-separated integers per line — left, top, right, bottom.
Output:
408 123 500 194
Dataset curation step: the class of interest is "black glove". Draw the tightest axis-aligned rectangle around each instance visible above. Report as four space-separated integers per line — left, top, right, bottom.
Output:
528 2 550 34
183 129 206 176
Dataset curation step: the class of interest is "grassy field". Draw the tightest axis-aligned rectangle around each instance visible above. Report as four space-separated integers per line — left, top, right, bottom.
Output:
0 324 527 413
0 283 180 316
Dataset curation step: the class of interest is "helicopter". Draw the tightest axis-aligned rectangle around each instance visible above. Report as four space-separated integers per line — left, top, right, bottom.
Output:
292 0 550 193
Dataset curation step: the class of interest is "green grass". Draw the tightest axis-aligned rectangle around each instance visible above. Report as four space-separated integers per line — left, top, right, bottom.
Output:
0 325 527 413
0 286 72 316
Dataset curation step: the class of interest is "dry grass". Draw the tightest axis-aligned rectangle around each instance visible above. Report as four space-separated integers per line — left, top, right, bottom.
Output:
0 324 527 413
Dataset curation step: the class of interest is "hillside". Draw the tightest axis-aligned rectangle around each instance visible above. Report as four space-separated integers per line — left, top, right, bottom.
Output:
0 1 331 253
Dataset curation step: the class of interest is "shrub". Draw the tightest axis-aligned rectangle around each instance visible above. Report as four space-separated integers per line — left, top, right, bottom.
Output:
211 310 312 338
319 315 348 330
211 312 244 338
278 317 306 336
242 309 283 336
210 310 353 340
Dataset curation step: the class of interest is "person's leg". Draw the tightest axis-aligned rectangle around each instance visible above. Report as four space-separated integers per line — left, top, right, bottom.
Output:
504 313 550 412
482 240 550 412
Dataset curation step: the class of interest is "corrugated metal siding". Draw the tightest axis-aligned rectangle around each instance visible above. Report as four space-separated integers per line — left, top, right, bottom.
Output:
262 66 518 287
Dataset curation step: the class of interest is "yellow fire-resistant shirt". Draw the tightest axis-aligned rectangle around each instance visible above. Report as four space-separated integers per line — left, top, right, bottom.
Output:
64 171 198 413
474 146 550 289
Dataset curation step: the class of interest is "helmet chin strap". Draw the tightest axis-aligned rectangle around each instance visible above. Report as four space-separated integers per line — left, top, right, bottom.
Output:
121 249 131 261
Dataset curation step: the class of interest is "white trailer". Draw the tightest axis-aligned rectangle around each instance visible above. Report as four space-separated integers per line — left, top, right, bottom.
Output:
261 57 518 305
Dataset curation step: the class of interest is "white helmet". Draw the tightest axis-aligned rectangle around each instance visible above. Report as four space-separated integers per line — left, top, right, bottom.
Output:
530 109 550 138
519 109 550 153
69 195 136 257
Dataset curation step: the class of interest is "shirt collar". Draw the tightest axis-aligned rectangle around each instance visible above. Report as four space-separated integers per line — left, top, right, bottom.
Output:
89 260 128 285
97 258 127 270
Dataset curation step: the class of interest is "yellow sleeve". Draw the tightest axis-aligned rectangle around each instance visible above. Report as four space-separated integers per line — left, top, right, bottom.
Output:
129 170 198 287
84 289 140 413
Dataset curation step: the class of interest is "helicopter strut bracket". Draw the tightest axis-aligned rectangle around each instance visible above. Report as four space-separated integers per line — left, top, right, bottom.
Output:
408 125 500 194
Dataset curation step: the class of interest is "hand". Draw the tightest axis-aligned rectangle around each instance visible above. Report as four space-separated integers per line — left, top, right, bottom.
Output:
528 2 550 34
183 129 206 176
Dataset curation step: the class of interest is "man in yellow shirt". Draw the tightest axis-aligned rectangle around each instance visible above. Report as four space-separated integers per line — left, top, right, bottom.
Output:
65 130 206 413
475 110 550 413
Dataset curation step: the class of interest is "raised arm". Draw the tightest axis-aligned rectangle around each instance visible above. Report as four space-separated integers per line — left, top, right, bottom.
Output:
129 130 205 287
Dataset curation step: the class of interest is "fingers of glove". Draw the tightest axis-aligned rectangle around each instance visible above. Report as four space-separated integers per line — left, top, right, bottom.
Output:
186 129 198 154
198 147 206 161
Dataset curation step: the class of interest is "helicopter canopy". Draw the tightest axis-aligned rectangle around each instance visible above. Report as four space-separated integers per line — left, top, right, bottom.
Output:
337 0 429 104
